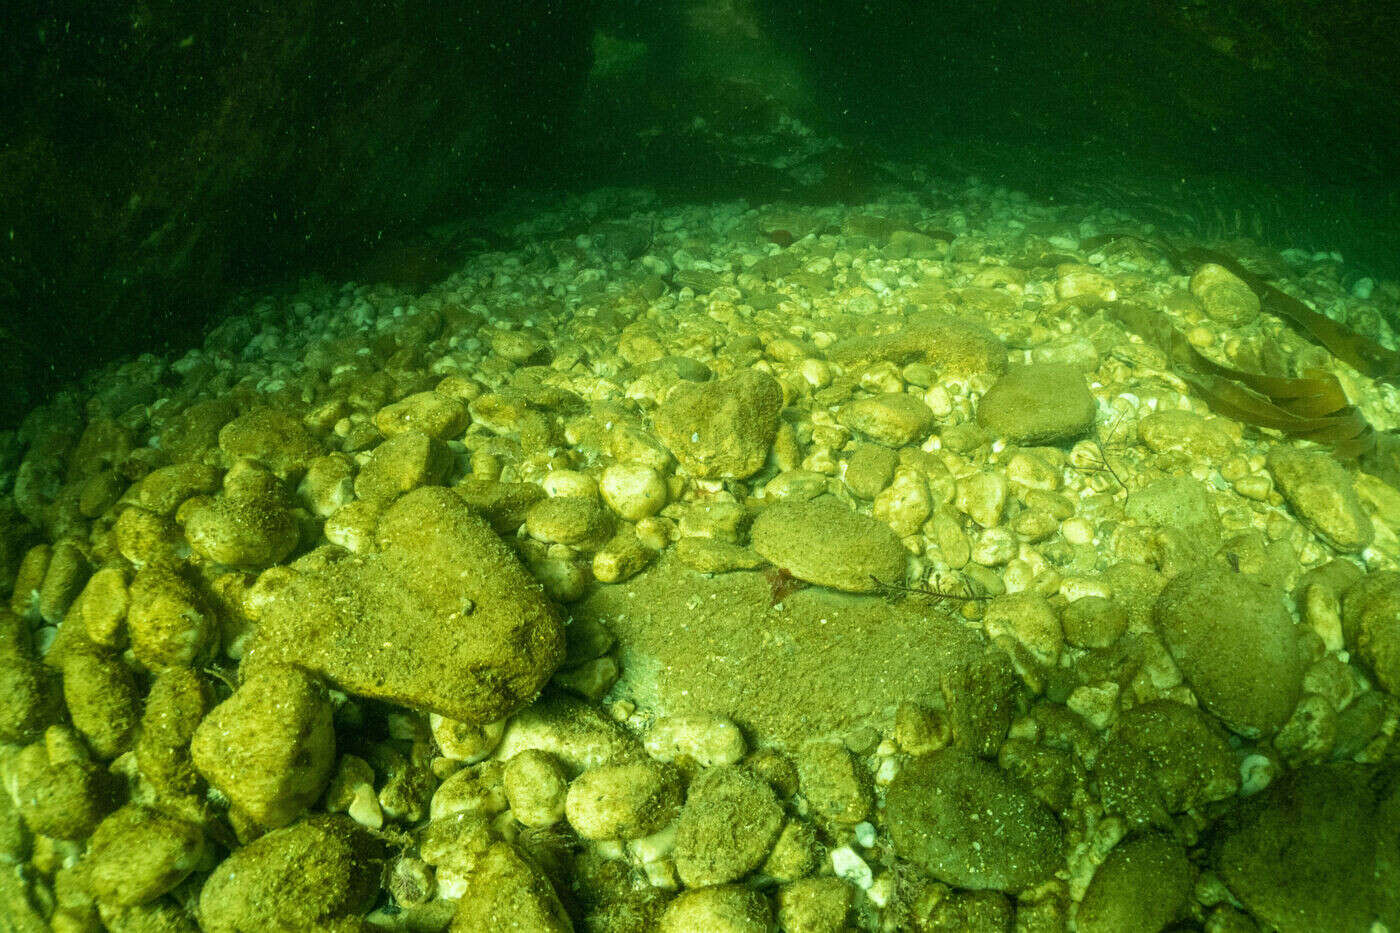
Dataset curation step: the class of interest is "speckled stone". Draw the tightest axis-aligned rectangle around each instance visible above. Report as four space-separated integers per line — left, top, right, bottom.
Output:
1138 410 1237 462
886 747 1063 893
565 760 683 841
449 841 573 933
976 363 1096 445
217 409 320 480
1125 474 1222 544
184 494 299 569
1153 568 1306 737
0 655 61 744
844 444 899 499
190 665 335 829
1190 263 1260 325
673 765 784 888
654 369 784 480
1094 700 1239 827
245 486 564 725
372 391 469 440
659 885 773 933
1267 448 1373 553
524 496 612 547
750 497 908 593
836 392 934 447
1341 571 1400 694
85 804 206 907
353 430 453 502
1214 764 1400 933
197 815 390 932
1076 833 1193 933
826 312 1006 379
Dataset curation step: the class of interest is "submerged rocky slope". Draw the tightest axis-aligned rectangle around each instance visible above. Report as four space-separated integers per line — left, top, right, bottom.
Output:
2 176 1399 931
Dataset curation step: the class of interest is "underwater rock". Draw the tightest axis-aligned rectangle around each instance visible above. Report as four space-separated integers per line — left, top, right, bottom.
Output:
775 877 855 933
135 669 213 799
565 759 683 841
1124 474 1223 546
673 765 785 887
1341 571 1400 695
501 749 569 828
843 444 899 499
826 313 1006 379
0 653 62 744
245 486 565 725
749 497 907 593
59 648 138 760
1094 699 1239 827
197 815 390 932
190 664 335 829
1267 448 1374 553
183 493 299 569
1076 833 1193 933
836 392 934 447
7 726 118 840
659 885 773 933
1214 764 1400 933
1138 409 1238 463
795 740 873 828
654 369 784 480
353 430 453 502
1153 567 1306 737
372 391 470 440
218 410 320 481
976 363 1096 445
1191 262 1260 325
449 841 573 933
885 748 1063 893
126 567 216 672
85 805 206 908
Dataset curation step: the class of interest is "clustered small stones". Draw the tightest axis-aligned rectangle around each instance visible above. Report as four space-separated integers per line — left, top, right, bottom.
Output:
1 175 1399 932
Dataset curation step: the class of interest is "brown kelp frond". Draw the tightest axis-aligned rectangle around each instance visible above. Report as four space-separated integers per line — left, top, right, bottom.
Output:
1180 246 1400 384
1108 299 1376 458
1083 234 1385 459
1083 233 1400 383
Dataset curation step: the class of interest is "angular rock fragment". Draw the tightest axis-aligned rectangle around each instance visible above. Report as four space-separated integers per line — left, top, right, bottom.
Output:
246 486 564 725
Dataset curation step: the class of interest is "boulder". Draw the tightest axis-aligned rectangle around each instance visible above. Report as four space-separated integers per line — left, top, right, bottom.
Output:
749 497 907 593
1153 567 1306 736
976 363 1096 445
246 486 565 725
886 748 1063 892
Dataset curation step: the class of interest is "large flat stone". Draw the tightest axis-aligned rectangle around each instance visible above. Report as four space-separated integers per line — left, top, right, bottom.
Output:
574 552 983 748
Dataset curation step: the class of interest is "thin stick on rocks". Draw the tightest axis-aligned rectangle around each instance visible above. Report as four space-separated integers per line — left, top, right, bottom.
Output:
869 574 993 605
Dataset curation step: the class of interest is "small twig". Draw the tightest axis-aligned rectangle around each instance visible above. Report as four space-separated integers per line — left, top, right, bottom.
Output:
1077 409 1127 489
201 666 238 694
869 574 992 604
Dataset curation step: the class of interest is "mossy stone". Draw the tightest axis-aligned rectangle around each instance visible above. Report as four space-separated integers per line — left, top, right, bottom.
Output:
886 748 1063 893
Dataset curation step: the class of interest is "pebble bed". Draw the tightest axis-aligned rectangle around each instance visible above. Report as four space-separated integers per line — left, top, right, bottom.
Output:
3 175 1400 932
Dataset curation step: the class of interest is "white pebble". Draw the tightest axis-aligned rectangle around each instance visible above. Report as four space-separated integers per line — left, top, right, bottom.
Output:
541 470 598 500
599 463 668 521
923 385 953 418
830 846 874 889
1240 753 1276 796
867 873 894 908
1060 516 1094 546
644 714 746 768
